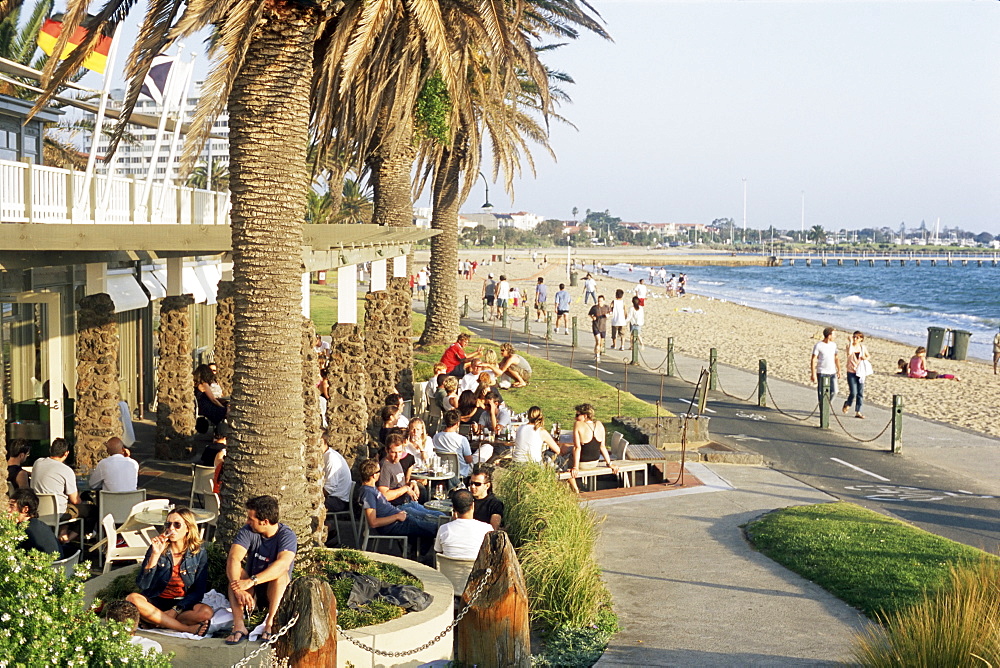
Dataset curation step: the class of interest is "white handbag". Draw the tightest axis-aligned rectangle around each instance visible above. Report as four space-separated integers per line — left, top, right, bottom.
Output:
856 358 874 379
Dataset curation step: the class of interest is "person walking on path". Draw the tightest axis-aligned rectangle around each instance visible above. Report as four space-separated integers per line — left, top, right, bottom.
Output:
589 295 611 361
842 331 870 419
534 277 548 322
482 273 496 319
993 327 1000 374
496 275 510 320
583 273 597 304
810 327 840 408
554 283 571 334
627 295 644 350
609 289 628 351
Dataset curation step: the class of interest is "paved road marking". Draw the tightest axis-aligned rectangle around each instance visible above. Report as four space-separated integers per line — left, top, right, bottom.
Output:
526 343 540 349
678 398 716 414
468 326 482 332
730 434 765 443
585 365 615 375
830 457 890 482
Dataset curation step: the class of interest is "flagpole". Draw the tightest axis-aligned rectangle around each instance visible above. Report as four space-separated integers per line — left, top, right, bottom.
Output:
154 58 193 223
137 46 182 223
79 29 120 221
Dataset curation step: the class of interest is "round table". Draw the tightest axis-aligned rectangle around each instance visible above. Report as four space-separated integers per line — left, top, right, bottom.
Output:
410 470 453 482
424 498 453 513
133 507 216 528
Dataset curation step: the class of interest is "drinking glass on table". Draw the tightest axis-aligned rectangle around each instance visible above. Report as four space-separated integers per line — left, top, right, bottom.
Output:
434 484 445 501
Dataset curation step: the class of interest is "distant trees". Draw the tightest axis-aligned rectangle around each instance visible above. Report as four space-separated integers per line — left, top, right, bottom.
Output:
809 225 826 245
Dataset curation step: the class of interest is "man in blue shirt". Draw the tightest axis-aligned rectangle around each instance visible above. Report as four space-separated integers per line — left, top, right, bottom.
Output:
534 277 548 323
225 496 297 644
554 283 571 334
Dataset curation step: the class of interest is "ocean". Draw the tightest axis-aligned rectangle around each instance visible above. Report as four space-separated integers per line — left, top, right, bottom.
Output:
600 261 1000 363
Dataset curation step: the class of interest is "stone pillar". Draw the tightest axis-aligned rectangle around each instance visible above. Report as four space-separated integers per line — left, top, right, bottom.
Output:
326 323 370 467
156 295 195 459
74 294 123 472
214 280 235 397
302 317 325 547
389 275 413 401
364 291 396 417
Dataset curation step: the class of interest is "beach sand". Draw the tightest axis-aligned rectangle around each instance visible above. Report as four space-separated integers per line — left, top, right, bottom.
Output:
432 252 1000 439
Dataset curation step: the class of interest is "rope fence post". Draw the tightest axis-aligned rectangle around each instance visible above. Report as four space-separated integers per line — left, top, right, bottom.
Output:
571 316 578 348
658 371 665 408
622 357 629 392
463 296 469 318
708 348 718 391
819 376 831 429
546 314 552 340
891 394 903 453
523 306 530 334
501 307 508 330
482 298 487 322
758 359 767 408
630 329 639 365
666 337 676 377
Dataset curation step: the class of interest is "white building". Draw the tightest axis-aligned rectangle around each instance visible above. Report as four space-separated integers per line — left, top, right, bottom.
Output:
459 210 545 231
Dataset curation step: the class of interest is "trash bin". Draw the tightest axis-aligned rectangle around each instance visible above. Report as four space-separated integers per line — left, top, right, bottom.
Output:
949 330 972 361
926 327 948 358
569 271 578 287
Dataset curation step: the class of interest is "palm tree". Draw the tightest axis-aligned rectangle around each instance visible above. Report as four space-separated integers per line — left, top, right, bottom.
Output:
572 206 578 221
809 224 826 246
337 177 373 224
185 161 229 192
20 0 533 545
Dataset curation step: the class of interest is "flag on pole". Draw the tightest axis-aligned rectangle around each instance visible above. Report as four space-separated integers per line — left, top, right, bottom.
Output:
36 15 113 75
140 55 175 105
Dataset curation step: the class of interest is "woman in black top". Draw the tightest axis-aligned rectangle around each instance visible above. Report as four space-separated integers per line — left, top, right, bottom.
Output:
571 404 618 493
7 439 31 489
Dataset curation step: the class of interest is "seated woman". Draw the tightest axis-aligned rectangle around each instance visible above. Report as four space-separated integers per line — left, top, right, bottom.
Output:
435 375 460 413
512 406 566 465
404 418 435 469
7 439 31 490
126 508 213 636
383 394 409 429
457 390 484 437
571 403 619 493
903 347 960 380
194 365 228 430
497 343 532 388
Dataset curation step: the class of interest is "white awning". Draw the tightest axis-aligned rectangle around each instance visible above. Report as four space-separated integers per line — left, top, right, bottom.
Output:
140 266 167 300
183 263 222 304
106 273 150 313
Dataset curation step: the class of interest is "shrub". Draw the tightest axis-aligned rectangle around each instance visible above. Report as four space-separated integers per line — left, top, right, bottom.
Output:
0 514 171 667
494 463 610 629
851 559 1000 667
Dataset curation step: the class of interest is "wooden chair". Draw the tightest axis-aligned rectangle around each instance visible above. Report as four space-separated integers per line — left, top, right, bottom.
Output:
189 465 216 507
36 493 84 555
51 549 80 578
94 514 149 574
360 522 408 558
436 553 476 596
326 481 357 547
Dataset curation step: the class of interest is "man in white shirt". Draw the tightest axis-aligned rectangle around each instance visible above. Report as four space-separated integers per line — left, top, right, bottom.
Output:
322 439 352 513
496 275 511 319
810 327 841 406
89 437 139 492
434 489 493 560
609 289 628 351
634 279 648 306
459 359 486 394
582 274 597 304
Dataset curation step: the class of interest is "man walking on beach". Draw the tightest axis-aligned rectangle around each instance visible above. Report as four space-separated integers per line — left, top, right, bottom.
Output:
993 327 1000 374
589 295 611 361
609 289 628 351
554 283 571 334
810 327 841 407
634 279 648 307
483 273 496 319
583 273 597 304
534 277 548 323
496 275 510 320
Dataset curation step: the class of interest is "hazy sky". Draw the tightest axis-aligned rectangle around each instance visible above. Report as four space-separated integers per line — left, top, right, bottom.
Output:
469 1 1000 233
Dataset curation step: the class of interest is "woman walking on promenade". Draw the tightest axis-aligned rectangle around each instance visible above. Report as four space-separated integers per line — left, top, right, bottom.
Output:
627 296 644 350
843 331 870 419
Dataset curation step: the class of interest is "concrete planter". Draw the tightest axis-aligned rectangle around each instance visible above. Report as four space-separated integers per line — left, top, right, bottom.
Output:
83 552 455 668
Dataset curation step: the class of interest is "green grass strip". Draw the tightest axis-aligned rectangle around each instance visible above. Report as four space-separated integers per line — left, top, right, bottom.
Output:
745 502 992 618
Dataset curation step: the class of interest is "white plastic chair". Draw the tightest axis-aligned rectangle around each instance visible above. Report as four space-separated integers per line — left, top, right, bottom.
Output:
360 522 408 558
51 549 80 578
326 481 357 547
202 492 220 542
36 493 84 555
189 465 216 507
436 553 476 596
98 489 147 556
95 514 149 574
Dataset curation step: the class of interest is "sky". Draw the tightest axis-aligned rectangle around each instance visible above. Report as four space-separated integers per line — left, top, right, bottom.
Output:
475 0 1000 233
73 0 1000 233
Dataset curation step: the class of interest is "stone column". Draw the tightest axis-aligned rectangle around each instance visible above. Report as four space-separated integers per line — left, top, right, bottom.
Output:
74 294 123 472
326 323 370 467
302 317 325 547
214 280 235 397
389 275 413 401
155 295 195 459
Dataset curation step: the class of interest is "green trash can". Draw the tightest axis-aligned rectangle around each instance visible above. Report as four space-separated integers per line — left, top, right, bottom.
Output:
569 271 578 287
926 327 948 358
950 330 972 361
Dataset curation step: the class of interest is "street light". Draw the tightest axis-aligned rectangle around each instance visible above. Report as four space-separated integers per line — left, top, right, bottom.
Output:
479 172 493 210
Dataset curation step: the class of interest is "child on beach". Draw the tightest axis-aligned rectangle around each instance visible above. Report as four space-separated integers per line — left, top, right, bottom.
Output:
899 348 960 381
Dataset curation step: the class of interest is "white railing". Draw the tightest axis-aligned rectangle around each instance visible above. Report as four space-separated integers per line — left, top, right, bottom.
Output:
0 158 230 225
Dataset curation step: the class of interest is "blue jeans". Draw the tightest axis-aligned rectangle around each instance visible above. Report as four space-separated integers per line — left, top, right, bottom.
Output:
844 372 864 413
377 502 443 538
817 374 837 407
584 290 596 304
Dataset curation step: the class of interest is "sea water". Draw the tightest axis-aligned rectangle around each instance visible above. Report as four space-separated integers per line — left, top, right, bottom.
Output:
599 262 1000 363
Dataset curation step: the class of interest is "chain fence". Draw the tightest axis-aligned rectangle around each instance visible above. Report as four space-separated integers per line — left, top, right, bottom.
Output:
230 613 300 668
338 566 493 658
824 394 894 443
765 383 820 422
714 372 759 403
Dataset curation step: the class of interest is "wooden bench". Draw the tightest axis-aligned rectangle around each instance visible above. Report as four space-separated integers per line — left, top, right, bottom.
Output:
558 460 648 490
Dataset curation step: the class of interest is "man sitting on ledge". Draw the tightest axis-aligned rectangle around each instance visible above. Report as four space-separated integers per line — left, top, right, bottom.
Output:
225 495 297 644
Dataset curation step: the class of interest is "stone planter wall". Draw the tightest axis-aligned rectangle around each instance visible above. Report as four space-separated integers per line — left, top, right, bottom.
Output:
613 415 712 449
213 280 235 397
74 293 122 472
326 323 371 467
156 295 195 460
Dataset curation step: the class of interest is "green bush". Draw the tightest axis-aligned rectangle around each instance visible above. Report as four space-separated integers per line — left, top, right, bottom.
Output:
0 514 171 667
851 559 1000 667
495 463 610 630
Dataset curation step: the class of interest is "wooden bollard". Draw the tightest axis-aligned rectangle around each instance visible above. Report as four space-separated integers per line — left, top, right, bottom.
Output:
273 577 337 667
457 531 531 667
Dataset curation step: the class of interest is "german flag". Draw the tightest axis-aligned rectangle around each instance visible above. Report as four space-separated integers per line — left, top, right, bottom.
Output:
37 15 113 75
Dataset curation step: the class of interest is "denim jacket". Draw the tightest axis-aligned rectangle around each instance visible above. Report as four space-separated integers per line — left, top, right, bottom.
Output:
135 545 208 611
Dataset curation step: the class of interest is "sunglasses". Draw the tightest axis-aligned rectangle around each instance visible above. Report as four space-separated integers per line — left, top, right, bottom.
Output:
469 482 485 487
164 521 184 529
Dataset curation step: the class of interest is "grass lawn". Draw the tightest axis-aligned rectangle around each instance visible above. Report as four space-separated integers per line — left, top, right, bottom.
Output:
745 502 992 618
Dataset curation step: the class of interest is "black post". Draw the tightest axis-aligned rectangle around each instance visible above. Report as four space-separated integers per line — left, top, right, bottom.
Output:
758 359 767 408
891 394 903 453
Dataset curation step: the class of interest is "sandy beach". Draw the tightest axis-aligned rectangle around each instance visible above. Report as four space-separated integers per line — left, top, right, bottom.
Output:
425 251 1000 440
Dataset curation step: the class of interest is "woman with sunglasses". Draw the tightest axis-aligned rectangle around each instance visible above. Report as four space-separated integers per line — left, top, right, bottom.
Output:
126 508 213 636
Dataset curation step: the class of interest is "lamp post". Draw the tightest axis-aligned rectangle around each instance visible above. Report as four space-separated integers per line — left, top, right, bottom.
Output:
479 172 493 211
742 177 748 244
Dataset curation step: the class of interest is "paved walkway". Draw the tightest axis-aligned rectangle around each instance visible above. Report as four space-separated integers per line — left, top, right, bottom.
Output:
591 463 865 667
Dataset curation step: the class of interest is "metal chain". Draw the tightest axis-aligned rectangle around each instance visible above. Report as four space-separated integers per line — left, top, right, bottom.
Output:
229 613 300 668
714 372 759 403
337 566 493 658
765 383 820 422
825 395 894 443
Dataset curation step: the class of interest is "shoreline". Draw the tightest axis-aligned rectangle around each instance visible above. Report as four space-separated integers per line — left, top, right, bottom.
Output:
420 251 1000 440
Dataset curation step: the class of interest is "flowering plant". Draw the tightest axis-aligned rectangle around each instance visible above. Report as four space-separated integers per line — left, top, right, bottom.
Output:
0 513 171 667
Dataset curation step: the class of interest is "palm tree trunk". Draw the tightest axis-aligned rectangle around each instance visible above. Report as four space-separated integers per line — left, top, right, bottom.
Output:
219 10 317 546
418 143 463 346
